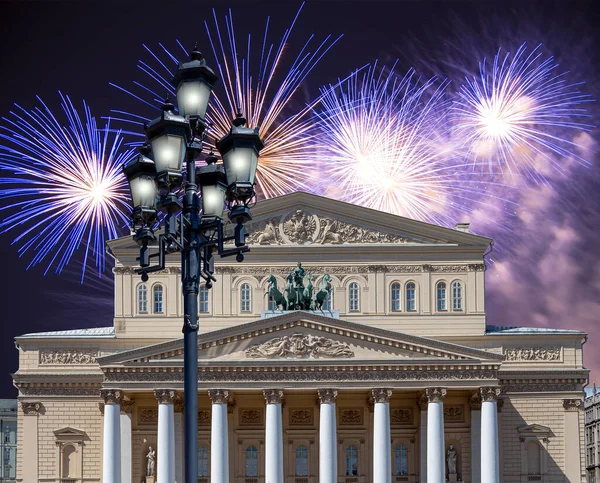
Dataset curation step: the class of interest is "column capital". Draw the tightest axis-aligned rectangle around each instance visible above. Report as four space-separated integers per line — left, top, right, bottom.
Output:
100 389 123 405
371 388 392 403
417 392 429 410
318 388 338 404
563 398 583 411
21 401 42 416
425 387 447 403
174 395 184 413
208 389 230 404
469 391 482 410
121 399 135 414
263 389 284 404
480 387 501 403
154 389 177 405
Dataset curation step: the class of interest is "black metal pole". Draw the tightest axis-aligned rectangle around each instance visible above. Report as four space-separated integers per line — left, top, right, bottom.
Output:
182 152 200 483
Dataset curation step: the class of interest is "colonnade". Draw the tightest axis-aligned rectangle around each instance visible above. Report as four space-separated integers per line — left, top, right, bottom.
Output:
100 386 501 483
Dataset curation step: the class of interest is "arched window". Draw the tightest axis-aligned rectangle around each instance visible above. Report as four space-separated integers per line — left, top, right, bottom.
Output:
322 292 332 311
241 283 252 312
452 281 463 311
345 445 358 476
527 441 541 475
137 284 148 313
406 282 416 311
153 284 163 313
295 445 309 477
348 282 360 312
391 282 401 312
199 285 209 313
245 446 258 477
198 446 209 476
62 445 76 478
394 444 408 476
436 282 447 311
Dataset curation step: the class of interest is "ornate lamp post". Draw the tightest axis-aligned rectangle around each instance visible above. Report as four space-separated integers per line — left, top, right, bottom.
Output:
123 46 263 483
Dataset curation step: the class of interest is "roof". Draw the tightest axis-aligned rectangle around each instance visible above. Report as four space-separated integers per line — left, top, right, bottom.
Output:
486 325 586 335
18 326 115 339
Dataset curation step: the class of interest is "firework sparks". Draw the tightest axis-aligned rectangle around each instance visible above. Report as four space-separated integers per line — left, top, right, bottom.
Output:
452 43 593 181
312 63 510 226
0 94 133 281
110 3 342 198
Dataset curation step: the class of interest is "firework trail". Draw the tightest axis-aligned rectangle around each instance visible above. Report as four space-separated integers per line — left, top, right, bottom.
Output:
110 3 342 198
451 43 594 182
311 62 513 227
0 94 133 281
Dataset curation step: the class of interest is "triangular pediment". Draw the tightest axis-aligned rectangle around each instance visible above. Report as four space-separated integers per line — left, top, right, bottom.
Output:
98 311 502 367
518 424 552 435
107 192 490 263
53 426 86 437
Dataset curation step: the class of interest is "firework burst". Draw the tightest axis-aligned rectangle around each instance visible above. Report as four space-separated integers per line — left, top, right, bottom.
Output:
0 94 133 281
452 43 594 182
312 63 509 227
110 4 342 198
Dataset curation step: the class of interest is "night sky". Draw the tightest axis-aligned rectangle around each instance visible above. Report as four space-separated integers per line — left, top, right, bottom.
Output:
0 0 598 397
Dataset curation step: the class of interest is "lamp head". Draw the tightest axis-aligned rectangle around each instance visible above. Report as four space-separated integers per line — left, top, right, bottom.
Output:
122 143 158 226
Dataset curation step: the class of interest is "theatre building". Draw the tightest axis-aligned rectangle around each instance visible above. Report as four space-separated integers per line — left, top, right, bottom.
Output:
13 192 588 483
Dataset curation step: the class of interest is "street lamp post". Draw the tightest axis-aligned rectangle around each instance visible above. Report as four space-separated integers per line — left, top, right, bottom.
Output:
123 46 263 483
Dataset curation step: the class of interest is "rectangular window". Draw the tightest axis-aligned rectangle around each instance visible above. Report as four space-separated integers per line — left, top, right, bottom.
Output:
349 283 359 312
391 283 401 312
437 283 447 311
199 287 209 313
406 283 416 311
241 284 252 312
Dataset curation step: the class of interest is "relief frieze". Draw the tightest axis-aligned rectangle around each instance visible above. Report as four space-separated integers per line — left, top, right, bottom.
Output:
504 347 561 362
245 333 354 359
290 409 314 425
198 410 211 425
340 409 363 425
40 349 98 365
391 408 413 424
139 408 158 424
240 409 263 426
444 405 465 422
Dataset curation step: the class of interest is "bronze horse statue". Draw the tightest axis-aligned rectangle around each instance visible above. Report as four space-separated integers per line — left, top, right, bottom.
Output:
265 274 287 310
313 274 333 310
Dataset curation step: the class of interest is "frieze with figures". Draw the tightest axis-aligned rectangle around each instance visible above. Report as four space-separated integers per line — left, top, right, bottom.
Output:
240 409 263 426
245 332 354 358
340 409 363 424
290 409 314 425
504 347 561 362
391 408 413 424
40 349 98 365
444 406 465 422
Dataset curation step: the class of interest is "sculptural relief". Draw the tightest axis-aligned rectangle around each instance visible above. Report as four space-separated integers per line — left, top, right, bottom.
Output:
391 408 413 424
40 349 98 365
290 409 313 425
504 347 561 362
240 409 263 425
340 409 363 424
444 406 464 422
245 332 354 359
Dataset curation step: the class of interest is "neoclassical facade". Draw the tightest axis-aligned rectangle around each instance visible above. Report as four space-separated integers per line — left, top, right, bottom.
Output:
13 192 588 483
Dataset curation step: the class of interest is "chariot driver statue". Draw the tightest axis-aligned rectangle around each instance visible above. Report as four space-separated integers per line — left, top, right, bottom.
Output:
292 262 306 303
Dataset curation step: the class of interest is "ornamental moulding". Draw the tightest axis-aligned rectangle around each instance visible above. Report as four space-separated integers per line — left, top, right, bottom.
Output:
40 349 99 365
21 401 42 415
245 333 354 359
504 347 561 362
18 386 101 397
563 399 583 411
501 383 581 393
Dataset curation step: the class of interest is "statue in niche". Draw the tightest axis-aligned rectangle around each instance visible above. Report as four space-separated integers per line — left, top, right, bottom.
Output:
146 446 156 477
446 444 457 475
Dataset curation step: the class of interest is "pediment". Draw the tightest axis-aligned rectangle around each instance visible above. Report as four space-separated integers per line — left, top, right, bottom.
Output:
53 426 86 437
98 311 502 367
518 424 552 435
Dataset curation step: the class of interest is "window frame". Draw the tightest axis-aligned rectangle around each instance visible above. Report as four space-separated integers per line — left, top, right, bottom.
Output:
345 444 359 476
197 445 209 477
152 283 164 314
295 444 309 477
436 281 447 312
451 280 463 311
240 283 252 313
137 283 148 314
245 445 259 477
348 282 360 313
199 284 210 313
405 281 417 312
390 282 402 312
394 443 409 476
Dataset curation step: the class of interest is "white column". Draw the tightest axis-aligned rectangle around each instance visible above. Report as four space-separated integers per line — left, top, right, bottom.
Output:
155 389 176 483
426 388 446 483
318 389 338 483
21 402 41 483
470 392 482 483
264 389 284 483
174 402 183 483
372 389 393 483
418 394 427 483
480 387 500 483
120 400 134 483
209 389 230 483
101 389 122 483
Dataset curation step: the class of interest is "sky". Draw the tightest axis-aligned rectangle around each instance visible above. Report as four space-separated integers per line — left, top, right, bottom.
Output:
0 0 598 397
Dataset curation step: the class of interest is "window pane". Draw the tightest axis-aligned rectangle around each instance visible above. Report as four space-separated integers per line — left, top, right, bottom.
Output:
406 282 416 311
199 285 209 313
345 445 358 476
349 283 359 312
138 284 148 313
295 445 309 476
198 446 209 477
246 446 258 477
153 285 163 313
268 295 277 311
391 283 401 311
323 292 332 311
395 444 408 476
241 283 251 312
437 282 447 311
452 281 462 310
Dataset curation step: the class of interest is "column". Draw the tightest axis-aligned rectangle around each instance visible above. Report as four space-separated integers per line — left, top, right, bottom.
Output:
209 390 230 483
120 400 134 483
417 393 428 483
480 387 500 483
563 399 583 483
174 398 184 483
155 389 176 483
264 389 284 483
372 389 393 483
318 389 338 483
101 389 122 483
21 402 41 483
469 391 482 483
426 388 446 483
